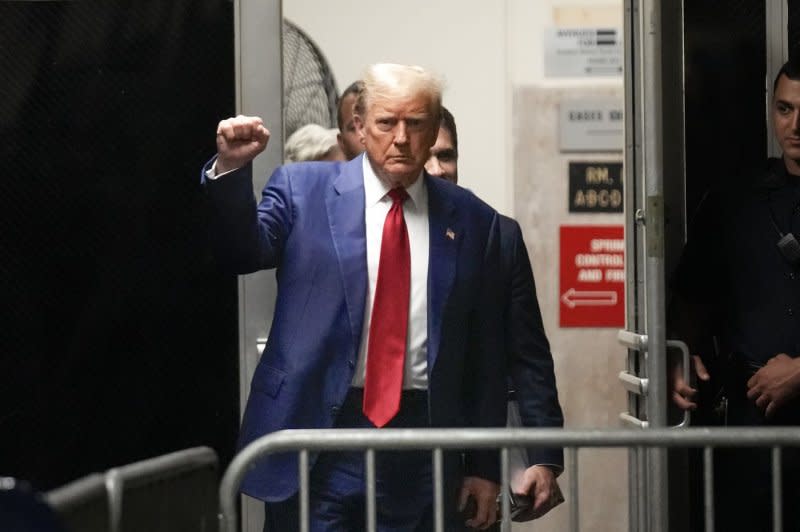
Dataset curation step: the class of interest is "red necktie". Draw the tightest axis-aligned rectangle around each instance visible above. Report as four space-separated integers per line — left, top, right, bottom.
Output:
363 187 410 427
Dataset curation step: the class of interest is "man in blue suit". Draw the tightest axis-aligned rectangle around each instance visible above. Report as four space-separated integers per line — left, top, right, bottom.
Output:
203 64 506 531
426 108 565 521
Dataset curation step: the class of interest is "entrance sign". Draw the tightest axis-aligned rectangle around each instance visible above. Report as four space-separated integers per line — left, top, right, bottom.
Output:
559 99 624 152
560 225 624 327
544 27 623 78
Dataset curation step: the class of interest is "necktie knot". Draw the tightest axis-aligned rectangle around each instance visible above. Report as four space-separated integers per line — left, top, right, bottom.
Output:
388 188 409 205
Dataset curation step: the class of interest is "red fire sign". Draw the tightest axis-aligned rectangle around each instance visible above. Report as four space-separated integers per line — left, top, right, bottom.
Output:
559 225 625 327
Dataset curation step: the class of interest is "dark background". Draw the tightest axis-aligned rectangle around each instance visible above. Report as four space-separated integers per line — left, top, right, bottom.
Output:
0 1 240 490
679 3 800 530
683 0 766 219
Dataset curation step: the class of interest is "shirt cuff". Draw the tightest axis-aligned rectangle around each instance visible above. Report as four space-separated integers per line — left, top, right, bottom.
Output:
205 159 239 180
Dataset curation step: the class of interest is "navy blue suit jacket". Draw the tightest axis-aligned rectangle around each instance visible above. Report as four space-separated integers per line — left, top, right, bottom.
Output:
499 215 564 469
203 155 506 501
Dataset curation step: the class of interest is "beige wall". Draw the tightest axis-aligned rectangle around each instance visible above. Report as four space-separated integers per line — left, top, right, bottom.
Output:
514 85 627 532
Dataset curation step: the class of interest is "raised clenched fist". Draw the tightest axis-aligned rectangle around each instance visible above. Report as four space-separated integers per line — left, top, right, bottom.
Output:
215 115 270 174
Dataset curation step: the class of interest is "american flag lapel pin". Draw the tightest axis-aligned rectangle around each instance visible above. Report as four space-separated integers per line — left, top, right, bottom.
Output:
446 228 455 240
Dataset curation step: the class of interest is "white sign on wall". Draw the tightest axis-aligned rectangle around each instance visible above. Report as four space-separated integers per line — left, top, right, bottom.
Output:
559 99 624 152
544 27 623 78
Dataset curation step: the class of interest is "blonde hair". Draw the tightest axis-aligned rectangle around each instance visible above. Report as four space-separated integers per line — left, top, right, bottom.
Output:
284 124 340 163
355 63 443 122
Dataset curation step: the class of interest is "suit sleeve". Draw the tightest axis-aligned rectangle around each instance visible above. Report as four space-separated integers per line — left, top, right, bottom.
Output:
506 219 564 470
463 211 507 482
202 157 294 274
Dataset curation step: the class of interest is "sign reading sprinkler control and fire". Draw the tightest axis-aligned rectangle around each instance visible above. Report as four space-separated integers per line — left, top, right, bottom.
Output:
559 225 624 327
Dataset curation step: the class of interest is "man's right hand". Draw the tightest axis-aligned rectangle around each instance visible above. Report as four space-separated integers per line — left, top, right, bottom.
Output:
215 115 270 174
669 355 710 410
458 476 499 530
514 465 563 519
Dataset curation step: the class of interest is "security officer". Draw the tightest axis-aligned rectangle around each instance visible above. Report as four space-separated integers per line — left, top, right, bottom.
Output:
669 57 800 531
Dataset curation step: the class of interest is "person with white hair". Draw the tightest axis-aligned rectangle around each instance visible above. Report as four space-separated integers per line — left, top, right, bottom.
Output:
203 63 504 531
284 123 344 163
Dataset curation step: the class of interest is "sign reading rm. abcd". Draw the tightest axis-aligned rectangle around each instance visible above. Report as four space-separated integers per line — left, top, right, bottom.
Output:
569 162 623 213
560 225 625 328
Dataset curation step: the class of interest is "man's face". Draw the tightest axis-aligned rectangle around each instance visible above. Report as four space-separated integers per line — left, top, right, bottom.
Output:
337 93 364 160
425 126 458 183
773 74 800 174
356 93 439 188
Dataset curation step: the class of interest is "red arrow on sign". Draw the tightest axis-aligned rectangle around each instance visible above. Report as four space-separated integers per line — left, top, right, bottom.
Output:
560 288 618 308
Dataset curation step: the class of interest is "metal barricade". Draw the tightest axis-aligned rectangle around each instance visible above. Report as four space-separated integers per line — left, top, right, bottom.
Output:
42 446 219 532
219 427 800 532
46 473 109 532
106 446 219 532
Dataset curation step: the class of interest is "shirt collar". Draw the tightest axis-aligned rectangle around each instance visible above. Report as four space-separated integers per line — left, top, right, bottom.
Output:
361 153 425 208
753 157 800 191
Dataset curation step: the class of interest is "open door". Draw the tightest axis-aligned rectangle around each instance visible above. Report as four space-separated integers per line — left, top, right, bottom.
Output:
622 1 788 530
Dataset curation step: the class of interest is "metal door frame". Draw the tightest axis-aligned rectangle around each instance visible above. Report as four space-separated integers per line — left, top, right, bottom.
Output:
235 0 283 530
622 1 678 530
768 0 789 158
623 1 789 530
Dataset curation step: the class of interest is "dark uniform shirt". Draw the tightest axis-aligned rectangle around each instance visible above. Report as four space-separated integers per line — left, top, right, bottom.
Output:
673 157 800 371
671 158 800 531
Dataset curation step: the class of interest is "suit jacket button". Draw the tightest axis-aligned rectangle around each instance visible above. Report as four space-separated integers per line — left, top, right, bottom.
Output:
331 405 340 416
347 360 355 369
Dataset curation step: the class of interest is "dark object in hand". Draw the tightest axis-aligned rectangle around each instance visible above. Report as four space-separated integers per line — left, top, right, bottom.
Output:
508 490 535 521
461 492 538 522
508 483 565 522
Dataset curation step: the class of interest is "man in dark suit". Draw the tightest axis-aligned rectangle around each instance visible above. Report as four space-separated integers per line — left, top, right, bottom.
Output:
336 80 365 161
426 107 565 521
203 64 506 531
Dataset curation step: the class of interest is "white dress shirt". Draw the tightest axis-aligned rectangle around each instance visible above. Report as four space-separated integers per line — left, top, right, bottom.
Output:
351 155 429 390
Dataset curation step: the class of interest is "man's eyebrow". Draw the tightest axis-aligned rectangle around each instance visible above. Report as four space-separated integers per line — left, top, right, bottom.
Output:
776 99 795 107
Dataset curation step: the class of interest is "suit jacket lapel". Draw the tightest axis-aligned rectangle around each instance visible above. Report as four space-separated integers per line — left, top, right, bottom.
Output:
326 157 367 354
426 175 460 373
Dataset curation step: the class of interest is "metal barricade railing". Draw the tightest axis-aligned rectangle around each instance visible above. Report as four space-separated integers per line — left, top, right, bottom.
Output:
45 473 109 532
45 446 218 532
219 427 800 532
106 446 218 532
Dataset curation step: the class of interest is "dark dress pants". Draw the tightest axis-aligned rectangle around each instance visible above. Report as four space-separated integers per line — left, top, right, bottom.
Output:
264 388 443 532
708 365 800 532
